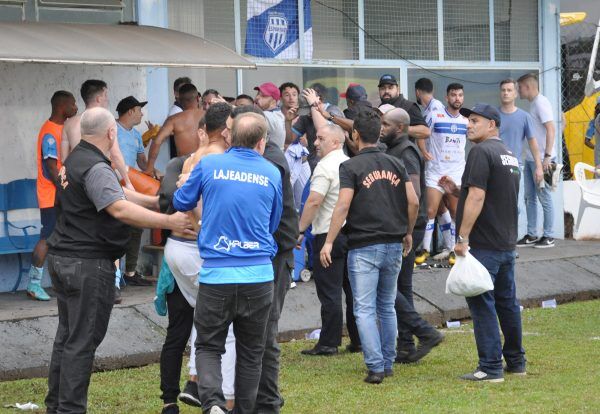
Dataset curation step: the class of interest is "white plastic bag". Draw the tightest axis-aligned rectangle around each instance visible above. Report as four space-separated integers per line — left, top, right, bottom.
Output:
445 252 494 297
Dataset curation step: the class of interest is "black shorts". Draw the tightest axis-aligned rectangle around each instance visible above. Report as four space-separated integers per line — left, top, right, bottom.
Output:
40 207 56 240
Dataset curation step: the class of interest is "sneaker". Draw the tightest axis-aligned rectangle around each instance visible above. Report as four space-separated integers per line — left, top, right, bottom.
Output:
114 288 122 305
408 330 444 363
208 406 227 414
534 237 555 249
415 250 430 265
504 365 527 376
384 369 394 377
433 249 451 260
161 404 179 414
301 345 338 356
394 350 416 364
26 283 50 301
123 272 153 286
363 371 385 384
178 380 201 407
460 369 504 383
516 235 538 247
345 343 362 353
448 251 456 266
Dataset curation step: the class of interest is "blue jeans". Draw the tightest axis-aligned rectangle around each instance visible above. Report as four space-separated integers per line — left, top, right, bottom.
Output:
347 243 403 373
524 160 553 237
465 249 526 376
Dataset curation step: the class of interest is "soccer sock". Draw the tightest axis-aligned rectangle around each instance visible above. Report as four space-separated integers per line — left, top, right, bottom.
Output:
438 210 453 250
28 265 44 284
422 218 435 253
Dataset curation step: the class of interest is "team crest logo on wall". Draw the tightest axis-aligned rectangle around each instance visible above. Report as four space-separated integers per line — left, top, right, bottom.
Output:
264 12 288 53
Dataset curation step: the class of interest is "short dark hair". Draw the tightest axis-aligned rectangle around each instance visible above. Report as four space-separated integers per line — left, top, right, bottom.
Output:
51 90 74 108
235 94 255 104
446 83 464 95
232 113 268 149
202 89 220 98
80 80 107 105
310 82 328 99
353 109 381 144
279 82 300 95
174 77 192 93
499 78 517 89
231 105 265 119
205 102 232 133
517 73 538 83
179 83 198 104
415 78 434 93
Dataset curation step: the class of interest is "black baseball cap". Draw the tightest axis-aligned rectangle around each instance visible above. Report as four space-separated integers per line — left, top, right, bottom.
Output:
459 103 501 127
116 96 148 115
378 74 398 87
340 84 368 101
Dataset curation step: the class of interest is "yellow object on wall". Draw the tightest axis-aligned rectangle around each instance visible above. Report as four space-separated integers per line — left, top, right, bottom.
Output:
564 93 599 174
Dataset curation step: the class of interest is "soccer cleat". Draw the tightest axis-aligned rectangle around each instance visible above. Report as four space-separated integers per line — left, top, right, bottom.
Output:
448 251 456 266
415 250 429 265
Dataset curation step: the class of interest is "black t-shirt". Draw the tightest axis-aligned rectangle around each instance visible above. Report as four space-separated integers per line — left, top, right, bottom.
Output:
385 94 428 127
456 138 520 251
292 104 344 154
339 146 411 249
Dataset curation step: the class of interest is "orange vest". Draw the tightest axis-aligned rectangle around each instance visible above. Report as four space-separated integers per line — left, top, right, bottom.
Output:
36 120 63 208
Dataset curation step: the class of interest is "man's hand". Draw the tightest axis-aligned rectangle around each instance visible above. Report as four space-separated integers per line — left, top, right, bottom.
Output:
166 212 193 233
296 234 305 249
422 150 434 161
542 157 551 173
438 176 458 195
209 94 227 106
154 169 164 180
454 242 468 257
145 120 156 130
284 107 298 122
535 165 544 184
402 234 413 257
303 88 320 106
320 242 333 268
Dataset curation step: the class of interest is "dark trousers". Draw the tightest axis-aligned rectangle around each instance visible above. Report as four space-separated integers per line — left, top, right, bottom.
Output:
255 250 293 414
45 255 115 414
125 227 143 273
195 281 273 414
395 228 437 352
160 283 194 404
312 233 360 348
466 249 526 376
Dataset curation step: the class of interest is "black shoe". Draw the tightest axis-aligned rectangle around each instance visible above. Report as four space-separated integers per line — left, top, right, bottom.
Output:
114 288 122 305
504 365 527 376
300 345 338 356
364 371 385 384
533 236 555 249
394 350 417 364
161 404 179 414
408 330 444 362
384 369 393 377
345 343 362 353
178 380 201 407
516 235 539 247
123 272 153 286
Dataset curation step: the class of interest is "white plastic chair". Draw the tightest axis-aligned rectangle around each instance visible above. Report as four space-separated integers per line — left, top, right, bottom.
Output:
573 162 600 229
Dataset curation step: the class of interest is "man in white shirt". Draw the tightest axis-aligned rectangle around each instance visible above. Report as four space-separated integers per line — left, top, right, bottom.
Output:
517 73 556 248
297 124 361 356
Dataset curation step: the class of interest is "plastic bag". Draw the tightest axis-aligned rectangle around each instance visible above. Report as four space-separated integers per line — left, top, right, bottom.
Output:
445 252 494 297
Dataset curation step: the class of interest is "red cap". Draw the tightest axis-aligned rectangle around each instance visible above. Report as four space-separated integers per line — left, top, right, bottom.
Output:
254 82 281 101
339 83 360 98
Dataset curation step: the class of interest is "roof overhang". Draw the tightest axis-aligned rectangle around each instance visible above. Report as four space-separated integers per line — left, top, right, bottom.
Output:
0 21 256 69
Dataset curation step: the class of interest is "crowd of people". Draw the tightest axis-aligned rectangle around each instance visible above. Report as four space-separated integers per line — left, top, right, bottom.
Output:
29 70 562 413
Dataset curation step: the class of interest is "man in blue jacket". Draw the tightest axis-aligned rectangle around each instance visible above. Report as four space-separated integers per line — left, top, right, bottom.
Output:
173 112 283 414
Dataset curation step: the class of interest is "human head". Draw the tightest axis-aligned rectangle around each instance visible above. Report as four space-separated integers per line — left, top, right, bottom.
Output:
499 78 518 106
205 102 232 143
279 82 300 110
310 83 328 101
116 96 147 126
173 77 192 100
51 91 78 119
446 83 464 111
517 73 539 101
352 108 381 145
378 74 400 104
179 84 200 110
80 79 108 109
414 77 434 105
235 94 255 107
340 84 367 108
202 89 220 110
314 124 344 158
380 108 410 144
459 103 501 143
254 82 280 110
232 112 268 154
80 107 117 153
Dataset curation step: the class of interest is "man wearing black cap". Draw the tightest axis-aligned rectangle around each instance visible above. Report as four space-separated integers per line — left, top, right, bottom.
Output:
340 83 372 121
439 103 525 383
378 74 430 141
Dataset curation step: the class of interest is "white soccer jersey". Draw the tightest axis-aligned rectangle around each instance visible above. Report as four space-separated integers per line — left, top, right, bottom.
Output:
426 108 468 178
422 97 445 128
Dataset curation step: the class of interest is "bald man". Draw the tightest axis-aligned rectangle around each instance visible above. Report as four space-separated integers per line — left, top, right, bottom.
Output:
61 79 133 189
381 108 444 364
298 124 361 356
144 83 206 176
45 107 192 414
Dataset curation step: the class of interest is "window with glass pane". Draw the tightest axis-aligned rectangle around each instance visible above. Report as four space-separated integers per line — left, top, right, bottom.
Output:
444 0 490 61
494 0 539 62
365 0 438 60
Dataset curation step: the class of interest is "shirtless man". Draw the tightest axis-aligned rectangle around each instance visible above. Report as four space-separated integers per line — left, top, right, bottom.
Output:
144 83 205 176
159 102 237 413
61 79 133 189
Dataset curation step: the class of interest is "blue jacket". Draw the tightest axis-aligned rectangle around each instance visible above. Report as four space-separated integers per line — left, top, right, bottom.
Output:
173 147 283 268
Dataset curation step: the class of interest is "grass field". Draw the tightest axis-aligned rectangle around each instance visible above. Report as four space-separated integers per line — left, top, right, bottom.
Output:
1 300 599 413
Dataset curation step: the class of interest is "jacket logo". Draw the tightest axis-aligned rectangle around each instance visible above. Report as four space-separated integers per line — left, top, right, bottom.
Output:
58 166 69 189
214 236 260 252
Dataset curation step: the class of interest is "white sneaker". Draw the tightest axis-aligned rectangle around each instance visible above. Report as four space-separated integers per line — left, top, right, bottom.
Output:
208 406 226 414
433 249 451 260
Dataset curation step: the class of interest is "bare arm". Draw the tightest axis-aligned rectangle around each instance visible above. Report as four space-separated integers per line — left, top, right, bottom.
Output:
43 158 60 187
320 188 353 267
405 181 419 236
408 173 421 199
105 199 192 232
543 120 556 170
136 152 148 171
417 139 433 161
145 118 175 175
298 191 325 232
527 138 544 183
454 186 485 256
109 139 133 190
409 125 431 140
122 187 159 210
284 108 299 146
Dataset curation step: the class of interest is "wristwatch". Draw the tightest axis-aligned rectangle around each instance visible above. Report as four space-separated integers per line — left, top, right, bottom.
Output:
457 235 469 244
544 153 552 158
